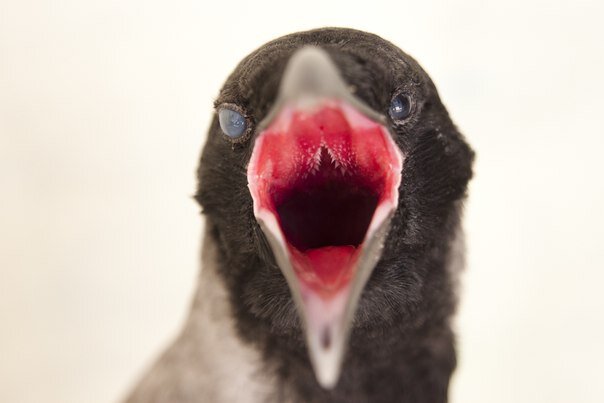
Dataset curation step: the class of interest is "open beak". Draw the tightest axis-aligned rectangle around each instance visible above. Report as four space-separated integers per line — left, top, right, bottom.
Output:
247 47 404 388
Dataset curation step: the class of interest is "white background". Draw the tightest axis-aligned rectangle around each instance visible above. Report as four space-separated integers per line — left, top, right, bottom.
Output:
1 1 603 402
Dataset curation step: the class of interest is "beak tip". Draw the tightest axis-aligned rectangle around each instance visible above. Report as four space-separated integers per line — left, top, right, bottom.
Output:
317 374 339 390
312 351 341 390
308 331 346 390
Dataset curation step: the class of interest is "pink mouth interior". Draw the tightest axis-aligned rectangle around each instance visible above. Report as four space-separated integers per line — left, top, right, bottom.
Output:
248 100 401 299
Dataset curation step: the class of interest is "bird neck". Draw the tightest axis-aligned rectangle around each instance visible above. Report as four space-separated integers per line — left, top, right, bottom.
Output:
189 224 461 403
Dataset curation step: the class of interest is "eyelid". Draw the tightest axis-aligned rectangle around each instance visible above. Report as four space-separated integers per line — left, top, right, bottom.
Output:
216 102 247 116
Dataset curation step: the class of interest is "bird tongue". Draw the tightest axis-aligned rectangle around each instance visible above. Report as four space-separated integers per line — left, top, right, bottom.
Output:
290 245 359 296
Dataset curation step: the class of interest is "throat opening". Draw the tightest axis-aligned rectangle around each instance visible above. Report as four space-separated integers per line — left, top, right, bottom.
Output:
275 162 380 252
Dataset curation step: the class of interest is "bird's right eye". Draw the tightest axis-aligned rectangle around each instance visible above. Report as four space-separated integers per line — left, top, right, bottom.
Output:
218 108 248 139
389 93 412 122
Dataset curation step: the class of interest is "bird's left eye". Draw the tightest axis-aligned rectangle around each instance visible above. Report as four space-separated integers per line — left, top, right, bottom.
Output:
218 108 247 139
389 94 412 121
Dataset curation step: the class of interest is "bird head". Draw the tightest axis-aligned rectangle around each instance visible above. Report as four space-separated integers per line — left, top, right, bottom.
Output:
196 28 473 389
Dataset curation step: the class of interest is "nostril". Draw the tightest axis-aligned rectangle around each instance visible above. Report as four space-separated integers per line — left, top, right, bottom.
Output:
321 327 332 349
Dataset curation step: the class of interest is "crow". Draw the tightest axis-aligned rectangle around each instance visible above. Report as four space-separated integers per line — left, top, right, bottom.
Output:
124 27 474 403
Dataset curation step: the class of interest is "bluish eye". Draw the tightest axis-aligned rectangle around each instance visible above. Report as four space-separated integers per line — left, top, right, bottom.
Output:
218 108 247 139
389 94 411 121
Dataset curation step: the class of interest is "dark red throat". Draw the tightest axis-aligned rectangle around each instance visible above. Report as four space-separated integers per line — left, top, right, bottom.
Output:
248 100 401 299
